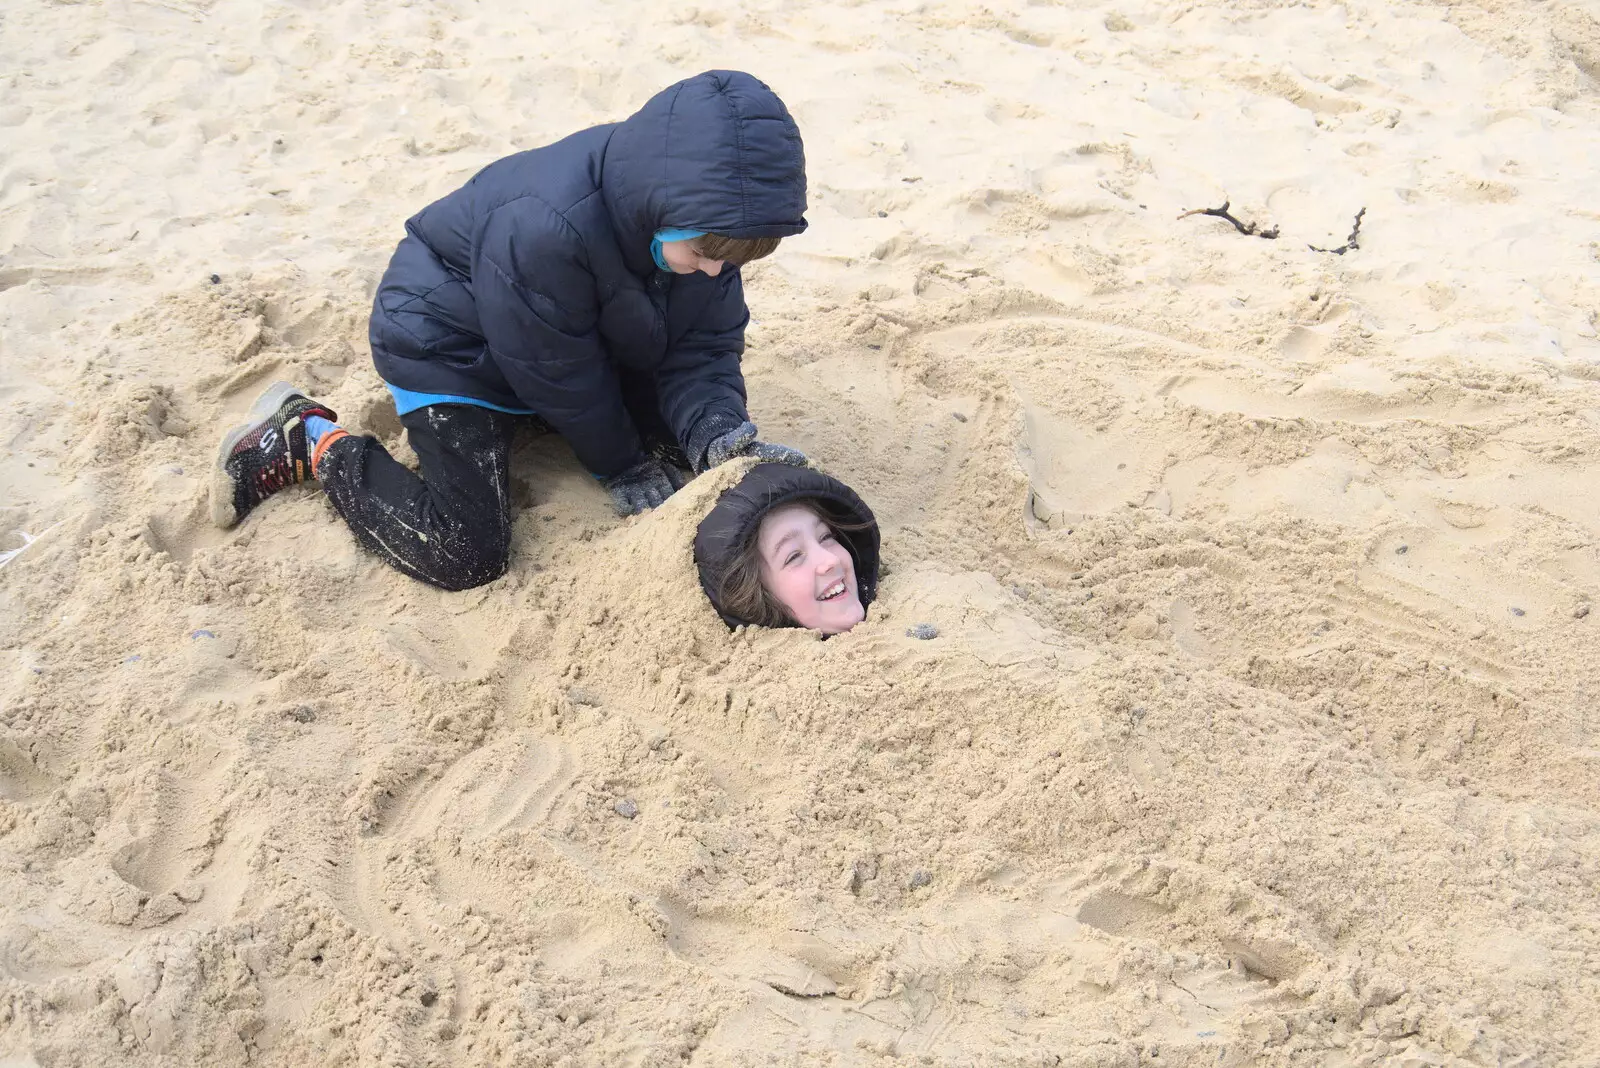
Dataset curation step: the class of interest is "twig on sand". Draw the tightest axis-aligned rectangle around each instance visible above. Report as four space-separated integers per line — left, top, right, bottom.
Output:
1310 208 1366 254
1178 201 1280 240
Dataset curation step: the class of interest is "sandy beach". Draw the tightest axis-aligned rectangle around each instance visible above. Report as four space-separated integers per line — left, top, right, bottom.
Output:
3 0 1600 1063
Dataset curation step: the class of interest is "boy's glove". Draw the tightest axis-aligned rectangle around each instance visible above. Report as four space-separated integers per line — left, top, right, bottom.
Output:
603 455 687 516
696 420 808 474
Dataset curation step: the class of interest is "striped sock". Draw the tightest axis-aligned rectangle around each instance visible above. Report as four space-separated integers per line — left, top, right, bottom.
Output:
308 417 350 478
304 414 338 444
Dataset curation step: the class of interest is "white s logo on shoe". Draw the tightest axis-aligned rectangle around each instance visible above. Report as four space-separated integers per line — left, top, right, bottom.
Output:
260 427 280 453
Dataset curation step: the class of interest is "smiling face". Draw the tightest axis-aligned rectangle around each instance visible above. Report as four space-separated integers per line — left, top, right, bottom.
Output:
659 238 726 277
755 503 866 634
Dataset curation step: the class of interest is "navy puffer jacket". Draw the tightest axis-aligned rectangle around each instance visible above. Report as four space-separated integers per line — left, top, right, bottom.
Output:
368 71 808 477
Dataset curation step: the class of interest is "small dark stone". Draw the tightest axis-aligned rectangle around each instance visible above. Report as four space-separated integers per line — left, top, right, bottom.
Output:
1576 604 1591 619
952 411 968 422
419 990 438 1007
877 210 888 218
209 274 221 284
1395 544 1408 555
286 705 317 723
908 870 932 889
1047 749 1061 759
907 623 939 640
1509 606 1525 617
613 798 639 819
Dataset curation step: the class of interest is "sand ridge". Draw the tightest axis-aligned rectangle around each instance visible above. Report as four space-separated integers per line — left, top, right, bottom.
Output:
3 0 1600 1064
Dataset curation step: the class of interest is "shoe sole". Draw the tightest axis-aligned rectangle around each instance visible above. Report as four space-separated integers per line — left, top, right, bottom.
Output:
208 381 305 529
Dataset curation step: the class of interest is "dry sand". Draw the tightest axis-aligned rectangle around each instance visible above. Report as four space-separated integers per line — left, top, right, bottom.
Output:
3 0 1600 1064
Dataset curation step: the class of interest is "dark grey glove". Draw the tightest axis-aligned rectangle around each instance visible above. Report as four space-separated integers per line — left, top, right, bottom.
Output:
696 420 808 474
602 455 687 516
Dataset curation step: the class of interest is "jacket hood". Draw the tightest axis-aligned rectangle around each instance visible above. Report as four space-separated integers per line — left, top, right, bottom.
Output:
694 463 880 629
603 71 808 274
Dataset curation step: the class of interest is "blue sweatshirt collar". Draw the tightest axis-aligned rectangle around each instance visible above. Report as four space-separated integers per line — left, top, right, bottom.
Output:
651 228 707 272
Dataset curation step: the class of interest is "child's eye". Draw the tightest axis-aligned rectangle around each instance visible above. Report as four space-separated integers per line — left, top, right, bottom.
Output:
819 531 835 543
784 551 802 567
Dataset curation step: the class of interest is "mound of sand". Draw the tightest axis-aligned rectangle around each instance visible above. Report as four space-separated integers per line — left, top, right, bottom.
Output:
3 0 1600 1064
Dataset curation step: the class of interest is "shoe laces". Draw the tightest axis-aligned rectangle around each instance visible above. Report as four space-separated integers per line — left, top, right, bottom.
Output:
252 449 301 500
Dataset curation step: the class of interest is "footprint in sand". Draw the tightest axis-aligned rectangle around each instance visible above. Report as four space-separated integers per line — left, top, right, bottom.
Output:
373 732 579 843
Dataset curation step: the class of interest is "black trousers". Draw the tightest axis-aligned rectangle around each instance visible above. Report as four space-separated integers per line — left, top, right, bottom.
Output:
317 404 519 592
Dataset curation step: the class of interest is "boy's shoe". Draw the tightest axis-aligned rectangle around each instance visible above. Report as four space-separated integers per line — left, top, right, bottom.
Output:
210 382 338 528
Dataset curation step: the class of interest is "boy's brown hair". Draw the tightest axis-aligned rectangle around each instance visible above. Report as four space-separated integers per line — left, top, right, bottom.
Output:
695 233 782 267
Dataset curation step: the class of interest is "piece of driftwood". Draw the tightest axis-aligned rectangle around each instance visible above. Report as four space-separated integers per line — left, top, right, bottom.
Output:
1310 208 1366 254
1178 201 1280 240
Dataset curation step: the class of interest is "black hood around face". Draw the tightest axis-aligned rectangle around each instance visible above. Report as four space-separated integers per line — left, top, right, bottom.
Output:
694 464 880 629
602 71 808 272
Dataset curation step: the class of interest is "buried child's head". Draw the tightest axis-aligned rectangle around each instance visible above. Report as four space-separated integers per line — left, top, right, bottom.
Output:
694 464 879 634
